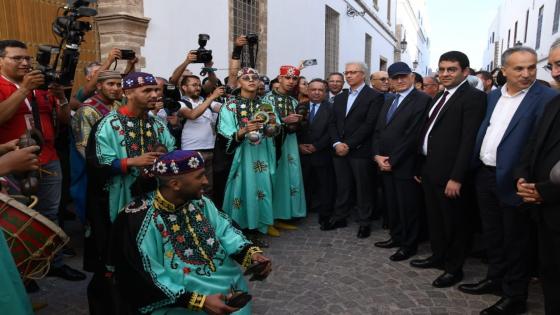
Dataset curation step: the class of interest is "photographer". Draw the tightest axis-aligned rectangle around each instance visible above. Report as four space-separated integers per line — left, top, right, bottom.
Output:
69 48 137 110
0 39 85 281
178 75 224 198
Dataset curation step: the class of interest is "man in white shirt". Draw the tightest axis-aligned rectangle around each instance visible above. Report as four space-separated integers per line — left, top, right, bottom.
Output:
460 47 558 315
178 75 224 197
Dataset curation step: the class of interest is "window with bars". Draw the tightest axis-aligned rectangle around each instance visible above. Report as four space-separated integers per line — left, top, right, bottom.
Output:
230 0 266 71
536 5 544 49
365 33 372 71
325 6 339 77
232 0 259 38
554 0 560 34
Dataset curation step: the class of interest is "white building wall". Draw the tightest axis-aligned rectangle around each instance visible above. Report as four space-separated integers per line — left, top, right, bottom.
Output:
142 0 399 82
396 0 430 75
482 0 560 81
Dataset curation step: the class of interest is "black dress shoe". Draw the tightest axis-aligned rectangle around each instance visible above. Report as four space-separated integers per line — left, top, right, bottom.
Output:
25 279 40 293
410 256 443 269
458 278 502 295
47 264 87 281
357 226 371 238
389 248 417 261
432 271 464 288
374 238 401 249
320 219 347 231
480 297 527 315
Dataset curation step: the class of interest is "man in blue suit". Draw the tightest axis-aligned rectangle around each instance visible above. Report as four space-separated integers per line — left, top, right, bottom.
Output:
459 46 558 315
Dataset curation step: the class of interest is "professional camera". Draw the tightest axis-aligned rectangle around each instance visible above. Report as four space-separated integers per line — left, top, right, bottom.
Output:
35 0 96 89
193 34 213 63
246 33 259 45
162 83 182 114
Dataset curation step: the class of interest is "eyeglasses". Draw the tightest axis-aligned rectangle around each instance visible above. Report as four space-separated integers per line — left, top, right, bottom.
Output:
239 74 260 81
281 75 298 80
2 55 33 63
543 62 560 72
438 67 459 74
344 70 364 75
372 78 389 82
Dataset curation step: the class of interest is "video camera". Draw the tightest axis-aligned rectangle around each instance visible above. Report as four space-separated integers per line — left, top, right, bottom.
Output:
35 0 97 89
193 34 213 64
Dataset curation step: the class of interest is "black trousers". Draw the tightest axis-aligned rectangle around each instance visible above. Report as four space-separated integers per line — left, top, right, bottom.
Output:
422 178 470 274
475 166 531 299
331 156 375 227
301 156 335 223
382 173 422 250
537 213 560 314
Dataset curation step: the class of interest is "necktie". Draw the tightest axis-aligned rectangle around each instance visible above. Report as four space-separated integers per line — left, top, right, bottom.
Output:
309 103 317 123
329 96 334 103
385 94 400 123
420 91 450 141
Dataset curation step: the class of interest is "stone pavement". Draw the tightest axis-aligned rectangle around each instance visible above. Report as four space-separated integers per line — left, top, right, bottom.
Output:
31 213 545 315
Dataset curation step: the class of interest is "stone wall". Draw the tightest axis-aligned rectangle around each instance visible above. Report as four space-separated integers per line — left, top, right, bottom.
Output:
95 0 150 70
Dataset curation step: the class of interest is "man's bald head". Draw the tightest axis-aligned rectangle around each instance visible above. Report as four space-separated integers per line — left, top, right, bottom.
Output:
370 71 389 93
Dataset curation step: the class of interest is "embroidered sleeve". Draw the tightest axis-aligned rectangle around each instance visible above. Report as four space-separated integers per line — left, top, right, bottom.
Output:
217 102 242 154
232 245 263 268
71 106 102 158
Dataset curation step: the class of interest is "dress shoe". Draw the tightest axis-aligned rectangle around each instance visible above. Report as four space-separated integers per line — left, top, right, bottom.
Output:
320 219 347 231
25 279 39 293
389 248 417 261
47 264 86 281
432 271 464 288
274 221 298 230
357 226 371 239
480 297 527 315
267 226 281 237
458 278 502 295
410 256 443 269
374 238 400 249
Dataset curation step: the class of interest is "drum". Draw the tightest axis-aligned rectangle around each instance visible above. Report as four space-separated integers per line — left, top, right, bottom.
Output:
0 193 69 279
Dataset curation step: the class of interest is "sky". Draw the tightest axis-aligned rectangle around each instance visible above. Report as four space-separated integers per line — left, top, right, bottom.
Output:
425 0 503 70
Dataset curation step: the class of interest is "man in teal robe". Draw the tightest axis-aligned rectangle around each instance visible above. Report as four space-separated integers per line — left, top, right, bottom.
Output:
111 150 271 314
261 65 307 234
218 68 279 234
85 72 175 315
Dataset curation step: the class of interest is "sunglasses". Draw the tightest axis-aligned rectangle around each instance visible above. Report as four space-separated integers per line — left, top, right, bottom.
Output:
240 74 260 81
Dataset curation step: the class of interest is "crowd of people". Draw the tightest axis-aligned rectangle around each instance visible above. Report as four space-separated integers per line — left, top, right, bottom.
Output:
0 33 560 315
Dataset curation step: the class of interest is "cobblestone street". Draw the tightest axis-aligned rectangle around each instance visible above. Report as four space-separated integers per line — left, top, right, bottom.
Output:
31 213 545 315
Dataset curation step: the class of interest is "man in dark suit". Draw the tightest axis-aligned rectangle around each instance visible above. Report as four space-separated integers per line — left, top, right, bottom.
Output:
372 62 431 261
297 79 335 228
324 61 384 238
513 41 560 315
460 47 558 315
411 51 487 288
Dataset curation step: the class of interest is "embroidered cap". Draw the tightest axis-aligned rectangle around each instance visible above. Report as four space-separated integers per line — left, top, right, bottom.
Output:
152 150 205 177
237 67 260 78
279 65 300 77
97 70 122 82
122 71 157 90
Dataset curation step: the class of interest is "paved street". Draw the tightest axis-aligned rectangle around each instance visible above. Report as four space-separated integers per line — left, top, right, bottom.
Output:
31 213 545 315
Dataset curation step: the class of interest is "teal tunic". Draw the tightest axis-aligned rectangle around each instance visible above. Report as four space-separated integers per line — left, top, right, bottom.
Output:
218 96 277 233
112 192 260 314
261 90 307 219
0 231 33 315
94 108 175 222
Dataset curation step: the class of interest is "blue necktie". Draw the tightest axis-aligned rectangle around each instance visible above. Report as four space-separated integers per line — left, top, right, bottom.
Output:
309 103 317 123
386 94 400 123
